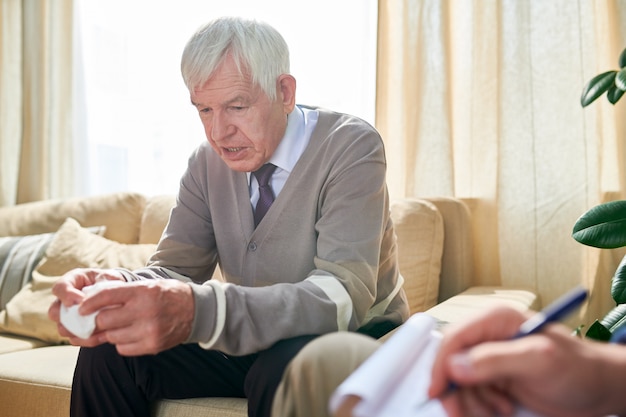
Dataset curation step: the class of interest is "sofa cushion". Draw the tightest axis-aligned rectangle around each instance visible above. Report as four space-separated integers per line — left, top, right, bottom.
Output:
0 225 107 311
36 218 155 276
0 232 55 310
139 195 176 244
152 397 247 417
0 345 77 417
0 333 48 354
390 199 444 314
0 192 146 244
0 271 70 343
425 197 474 303
0 218 157 344
0 344 248 417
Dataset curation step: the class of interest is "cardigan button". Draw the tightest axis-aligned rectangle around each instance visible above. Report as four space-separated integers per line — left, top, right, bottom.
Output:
248 242 258 251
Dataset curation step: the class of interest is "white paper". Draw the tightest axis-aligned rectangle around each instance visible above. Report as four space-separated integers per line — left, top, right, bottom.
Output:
60 304 98 339
60 280 122 339
329 313 546 417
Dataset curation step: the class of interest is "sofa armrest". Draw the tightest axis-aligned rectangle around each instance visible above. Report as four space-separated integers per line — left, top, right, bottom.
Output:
425 286 541 325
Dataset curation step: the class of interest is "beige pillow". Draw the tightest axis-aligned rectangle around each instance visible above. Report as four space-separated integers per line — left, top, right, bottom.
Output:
0 232 56 311
0 218 156 343
0 226 106 310
390 199 444 314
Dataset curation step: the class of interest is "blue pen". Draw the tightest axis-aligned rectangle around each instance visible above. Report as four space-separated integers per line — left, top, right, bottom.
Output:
417 286 589 410
513 286 588 339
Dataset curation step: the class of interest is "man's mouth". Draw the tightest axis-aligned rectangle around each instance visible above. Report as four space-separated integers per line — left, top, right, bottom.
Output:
225 147 243 152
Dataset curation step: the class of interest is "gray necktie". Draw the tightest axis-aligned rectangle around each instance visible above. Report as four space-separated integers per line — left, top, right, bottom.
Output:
253 163 277 226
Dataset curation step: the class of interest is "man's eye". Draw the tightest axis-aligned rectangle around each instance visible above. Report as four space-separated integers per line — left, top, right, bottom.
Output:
230 106 246 112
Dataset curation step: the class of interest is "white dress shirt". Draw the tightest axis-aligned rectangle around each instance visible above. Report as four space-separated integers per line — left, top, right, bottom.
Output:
248 105 319 206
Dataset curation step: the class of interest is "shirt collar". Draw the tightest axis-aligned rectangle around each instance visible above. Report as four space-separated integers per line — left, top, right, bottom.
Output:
247 105 306 183
267 105 305 173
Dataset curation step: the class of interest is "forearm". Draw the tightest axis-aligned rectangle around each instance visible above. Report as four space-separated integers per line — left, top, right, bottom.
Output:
190 279 349 355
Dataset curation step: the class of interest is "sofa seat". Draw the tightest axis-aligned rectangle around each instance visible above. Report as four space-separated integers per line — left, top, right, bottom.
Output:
0 333 48 355
0 344 249 417
0 345 75 417
152 397 248 417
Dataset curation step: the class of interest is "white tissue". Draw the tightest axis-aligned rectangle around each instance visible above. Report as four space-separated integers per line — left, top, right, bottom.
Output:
60 280 121 339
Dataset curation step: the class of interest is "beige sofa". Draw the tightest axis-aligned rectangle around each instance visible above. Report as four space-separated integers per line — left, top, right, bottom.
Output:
0 192 539 417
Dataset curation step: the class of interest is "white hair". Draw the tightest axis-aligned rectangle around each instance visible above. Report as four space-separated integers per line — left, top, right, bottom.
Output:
181 17 290 101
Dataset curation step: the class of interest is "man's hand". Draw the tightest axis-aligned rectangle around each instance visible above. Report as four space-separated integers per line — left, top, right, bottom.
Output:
429 306 528 417
49 268 195 356
48 268 126 346
86 278 195 355
429 305 626 417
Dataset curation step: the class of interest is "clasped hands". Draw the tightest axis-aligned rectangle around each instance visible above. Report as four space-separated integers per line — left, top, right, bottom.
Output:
48 268 195 356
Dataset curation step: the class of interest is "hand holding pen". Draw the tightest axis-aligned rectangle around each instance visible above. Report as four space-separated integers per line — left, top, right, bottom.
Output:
427 287 606 417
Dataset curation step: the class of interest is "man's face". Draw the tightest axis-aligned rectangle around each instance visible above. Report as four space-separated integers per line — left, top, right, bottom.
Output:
190 55 295 172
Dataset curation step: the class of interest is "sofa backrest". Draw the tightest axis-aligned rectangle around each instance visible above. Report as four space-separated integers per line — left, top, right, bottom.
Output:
138 195 177 244
424 197 474 302
0 193 147 244
390 199 443 312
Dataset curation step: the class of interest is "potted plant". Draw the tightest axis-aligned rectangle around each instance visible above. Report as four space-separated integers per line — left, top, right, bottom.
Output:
573 46 626 340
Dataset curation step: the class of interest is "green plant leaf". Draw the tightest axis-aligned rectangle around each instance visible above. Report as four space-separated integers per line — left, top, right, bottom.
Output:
607 83 626 104
586 319 613 341
601 303 626 329
572 200 626 248
619 47 626 68
616 68 626 91
610 315 626 334
613 258 626 303
581 70 617 107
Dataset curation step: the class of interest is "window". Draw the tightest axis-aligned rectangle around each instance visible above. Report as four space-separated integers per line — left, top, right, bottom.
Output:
76 0 378 196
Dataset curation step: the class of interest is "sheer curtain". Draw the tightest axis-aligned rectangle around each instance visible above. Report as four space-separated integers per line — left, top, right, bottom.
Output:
1 0 377 202
0 0 76 206
377 0 626 326
75 0 378 196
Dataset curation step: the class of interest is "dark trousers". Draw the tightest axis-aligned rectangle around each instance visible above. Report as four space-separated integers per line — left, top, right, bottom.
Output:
70 335 318 417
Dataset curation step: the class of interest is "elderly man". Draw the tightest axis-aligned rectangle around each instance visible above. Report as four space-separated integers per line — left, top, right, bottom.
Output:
48 16 408 417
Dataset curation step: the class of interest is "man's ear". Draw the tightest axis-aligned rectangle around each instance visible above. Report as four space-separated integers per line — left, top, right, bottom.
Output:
277 74 297 113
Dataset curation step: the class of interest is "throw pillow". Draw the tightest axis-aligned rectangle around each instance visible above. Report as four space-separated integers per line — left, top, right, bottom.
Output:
0 217 156 343
0 233 55 311
0 225 106 310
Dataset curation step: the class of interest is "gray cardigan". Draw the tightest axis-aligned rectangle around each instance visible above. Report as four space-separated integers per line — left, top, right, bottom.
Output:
125 107 409 355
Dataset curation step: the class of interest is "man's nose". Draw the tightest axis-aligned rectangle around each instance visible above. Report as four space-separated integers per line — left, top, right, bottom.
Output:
211 112 233 141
